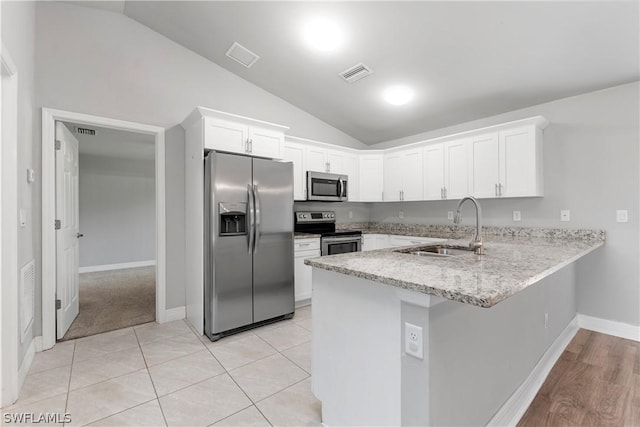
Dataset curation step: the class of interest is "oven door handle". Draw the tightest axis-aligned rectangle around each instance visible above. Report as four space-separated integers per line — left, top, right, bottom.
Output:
323 235 362 244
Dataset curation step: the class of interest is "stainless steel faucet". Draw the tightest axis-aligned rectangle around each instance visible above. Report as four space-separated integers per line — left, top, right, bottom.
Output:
453 196 485 255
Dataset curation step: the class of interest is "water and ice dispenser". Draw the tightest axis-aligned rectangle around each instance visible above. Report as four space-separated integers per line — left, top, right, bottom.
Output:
218 202 247 236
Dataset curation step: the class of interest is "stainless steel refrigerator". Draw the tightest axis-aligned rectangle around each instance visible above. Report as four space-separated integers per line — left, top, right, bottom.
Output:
204 151 294 341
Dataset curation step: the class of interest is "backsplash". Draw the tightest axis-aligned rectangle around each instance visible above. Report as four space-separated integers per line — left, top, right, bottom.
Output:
337 221 606 241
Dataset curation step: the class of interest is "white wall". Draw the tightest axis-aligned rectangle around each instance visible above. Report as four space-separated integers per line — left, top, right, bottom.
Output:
33 1 367 319
1 0 36 369
369 82 640 327
79 154 155 268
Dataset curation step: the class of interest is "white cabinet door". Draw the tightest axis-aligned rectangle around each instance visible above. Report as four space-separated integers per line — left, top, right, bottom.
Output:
383 153 403 201
339 153 359 201
249 126 284 159
294 238 321 302
444 138 471 199
307 147 328 173
283 141 306 201
326 150 344 174
471 133 500 199
362 235 376 252
359 154 384 201
402 148 424 201
204 118 248 153
423 143 445 200
375 235 392 249
499 126 541 197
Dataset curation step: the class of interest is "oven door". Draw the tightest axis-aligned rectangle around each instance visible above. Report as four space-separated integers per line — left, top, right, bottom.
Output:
307 172 348 201
322 236 362 256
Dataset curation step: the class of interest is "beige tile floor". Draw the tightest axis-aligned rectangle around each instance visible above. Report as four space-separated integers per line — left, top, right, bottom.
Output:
2 306 320 426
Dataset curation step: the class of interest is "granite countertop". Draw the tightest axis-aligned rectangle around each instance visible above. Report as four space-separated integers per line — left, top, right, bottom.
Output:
305 226 605 308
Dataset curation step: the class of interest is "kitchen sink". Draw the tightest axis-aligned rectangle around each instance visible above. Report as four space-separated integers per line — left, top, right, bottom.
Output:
394 244 475 258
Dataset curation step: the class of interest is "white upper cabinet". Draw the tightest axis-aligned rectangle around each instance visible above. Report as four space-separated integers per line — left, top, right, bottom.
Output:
306 146 328 173
470 133 501 198
444 139 471 200
499 126 543 197
282 140 306 201
423 143 445 200
205 118 248 154
359 153 384 202
248 126 285 159
383 148 423 201
185 107 288 159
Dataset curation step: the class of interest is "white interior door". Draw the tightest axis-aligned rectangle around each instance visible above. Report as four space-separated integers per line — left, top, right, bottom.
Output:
55 122 80 339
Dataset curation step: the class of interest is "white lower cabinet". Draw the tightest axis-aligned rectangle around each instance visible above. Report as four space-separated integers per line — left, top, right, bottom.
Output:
294 238 321 302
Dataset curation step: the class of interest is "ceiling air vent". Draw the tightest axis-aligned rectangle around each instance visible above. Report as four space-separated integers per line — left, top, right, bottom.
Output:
339 63 374 83
225 42 260 68
75 127 96 136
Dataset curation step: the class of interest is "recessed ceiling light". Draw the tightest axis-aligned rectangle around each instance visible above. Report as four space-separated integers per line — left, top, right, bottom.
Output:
304 18 343 52
383 85 414 106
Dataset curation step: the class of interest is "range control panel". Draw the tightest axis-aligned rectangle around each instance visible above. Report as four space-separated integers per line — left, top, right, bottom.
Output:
295 211 336 223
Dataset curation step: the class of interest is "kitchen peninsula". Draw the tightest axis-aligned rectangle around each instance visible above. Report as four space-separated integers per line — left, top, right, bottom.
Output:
305 226 604 426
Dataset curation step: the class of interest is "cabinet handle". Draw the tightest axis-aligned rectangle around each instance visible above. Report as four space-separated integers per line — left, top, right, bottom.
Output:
297 243 312 248
326 162 330 172
495 183 498 197
249 139 253 153
499 183 503 196
440 188 443 199
444 187 447 199
245 139 250 153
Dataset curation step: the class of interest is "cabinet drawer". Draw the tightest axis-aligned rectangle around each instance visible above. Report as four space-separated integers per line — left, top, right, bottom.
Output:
295 238 320 252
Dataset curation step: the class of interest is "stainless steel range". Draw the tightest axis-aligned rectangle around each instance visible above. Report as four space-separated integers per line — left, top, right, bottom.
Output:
295 211 362 256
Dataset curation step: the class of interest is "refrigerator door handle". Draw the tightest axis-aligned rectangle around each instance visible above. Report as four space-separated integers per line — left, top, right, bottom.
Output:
248 184 255 254
253 184 261 254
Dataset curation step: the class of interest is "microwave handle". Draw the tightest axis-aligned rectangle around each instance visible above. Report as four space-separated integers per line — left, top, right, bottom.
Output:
337 178 343 199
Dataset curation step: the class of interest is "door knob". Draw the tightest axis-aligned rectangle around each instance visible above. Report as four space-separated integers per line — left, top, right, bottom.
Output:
76 233 84 238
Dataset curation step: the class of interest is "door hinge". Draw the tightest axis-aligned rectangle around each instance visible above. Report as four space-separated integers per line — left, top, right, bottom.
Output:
54 219 61 230
55 299 61 310
55 140 61 150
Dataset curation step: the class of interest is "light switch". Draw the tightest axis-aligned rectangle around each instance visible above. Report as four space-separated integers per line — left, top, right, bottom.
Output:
447 211 454 220
616 210 628 223
513 211 521 221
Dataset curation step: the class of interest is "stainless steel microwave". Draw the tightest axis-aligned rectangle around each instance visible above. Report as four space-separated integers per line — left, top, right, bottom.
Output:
306 171 348 201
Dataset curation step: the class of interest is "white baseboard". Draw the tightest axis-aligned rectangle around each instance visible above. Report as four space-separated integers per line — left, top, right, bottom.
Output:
577 314 640 342
487 316 579 427
17 339 36 391
79 260 156 274
34 335 45 352
295 298 312 308
161 306 186 323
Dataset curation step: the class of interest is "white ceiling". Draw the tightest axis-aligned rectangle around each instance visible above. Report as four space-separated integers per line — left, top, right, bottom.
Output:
74 1 639 145
68 122 155 160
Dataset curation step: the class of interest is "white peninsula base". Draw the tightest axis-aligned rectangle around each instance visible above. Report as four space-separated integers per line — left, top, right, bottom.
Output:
311 265 579 426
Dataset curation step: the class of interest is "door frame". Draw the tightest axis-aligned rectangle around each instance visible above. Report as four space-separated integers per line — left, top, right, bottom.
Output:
41 108 166 350
1 43 20 407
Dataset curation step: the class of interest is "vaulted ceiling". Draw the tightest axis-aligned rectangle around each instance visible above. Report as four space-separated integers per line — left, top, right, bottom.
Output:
70 1 639 144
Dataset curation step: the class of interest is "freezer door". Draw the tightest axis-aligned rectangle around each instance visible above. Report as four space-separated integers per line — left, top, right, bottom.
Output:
205 152 254 338
252 158 295 322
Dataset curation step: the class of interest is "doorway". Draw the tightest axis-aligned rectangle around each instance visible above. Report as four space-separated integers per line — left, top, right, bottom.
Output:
41 109 166 350
57 122 157 340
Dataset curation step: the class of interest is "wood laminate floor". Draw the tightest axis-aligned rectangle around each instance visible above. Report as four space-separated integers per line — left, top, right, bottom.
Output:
518 329 640 427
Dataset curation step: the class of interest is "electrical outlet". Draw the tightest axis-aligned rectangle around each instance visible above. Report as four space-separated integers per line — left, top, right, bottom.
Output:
399 211 404 219
616 210 628 223
26 168 35 183
404 322 423 359
544 312 549 329
513 211 521 221
349 211 353 219
560 210 570 222
447 211 454 220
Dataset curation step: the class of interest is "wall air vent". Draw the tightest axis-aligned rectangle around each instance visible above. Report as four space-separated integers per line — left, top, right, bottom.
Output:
76 127 96 136
339 63 374 83
225 42 260 68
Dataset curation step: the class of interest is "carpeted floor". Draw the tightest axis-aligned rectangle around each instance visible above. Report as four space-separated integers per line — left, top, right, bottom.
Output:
60 266 156 341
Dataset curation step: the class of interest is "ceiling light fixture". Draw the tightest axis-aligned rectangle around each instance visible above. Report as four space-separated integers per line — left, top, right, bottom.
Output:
383 85 414 106
304 18 343 52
